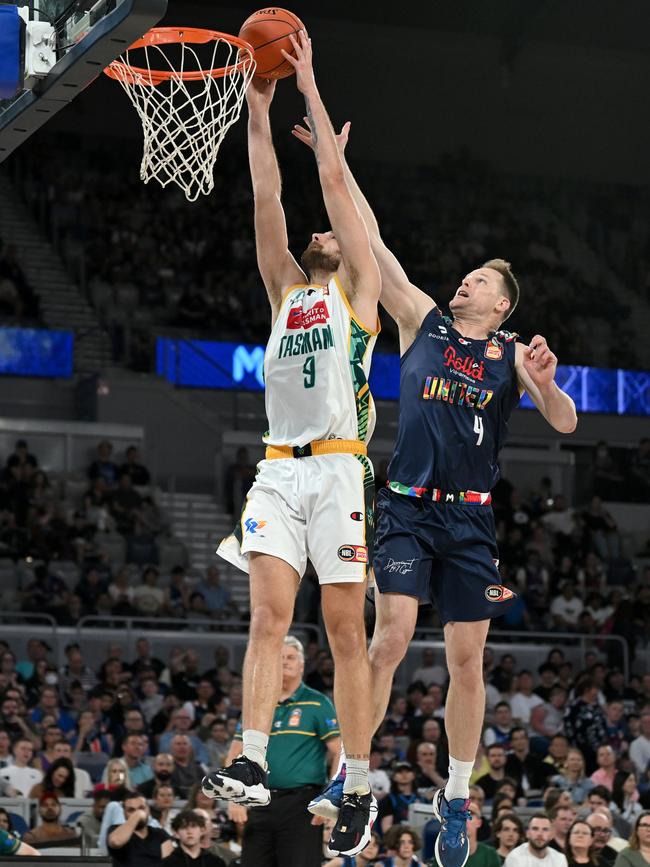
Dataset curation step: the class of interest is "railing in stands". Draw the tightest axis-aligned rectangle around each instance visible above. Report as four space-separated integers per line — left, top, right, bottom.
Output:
76 616 322 644
407 630 630 681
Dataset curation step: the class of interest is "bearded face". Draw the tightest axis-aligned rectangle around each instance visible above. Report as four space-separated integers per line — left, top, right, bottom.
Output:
300 240 342 277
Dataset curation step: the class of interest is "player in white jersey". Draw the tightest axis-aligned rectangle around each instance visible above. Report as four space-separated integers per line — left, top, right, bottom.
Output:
203 32 381 858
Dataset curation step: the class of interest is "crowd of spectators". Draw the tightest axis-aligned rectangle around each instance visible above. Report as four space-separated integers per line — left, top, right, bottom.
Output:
0 236 40 324
0 437 179 586
10 138 644 370
0 633 648 865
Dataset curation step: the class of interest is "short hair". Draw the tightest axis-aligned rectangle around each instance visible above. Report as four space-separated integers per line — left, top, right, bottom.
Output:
283 635 305 661
171 810 206 832
589 785 612 802
575 676 596 697
510 726 528 740
548 804 575 821
528 813 551 828
482 258 520 321
487 743 506 754
122 790 145 805
153 782 174 798
495 701 511 712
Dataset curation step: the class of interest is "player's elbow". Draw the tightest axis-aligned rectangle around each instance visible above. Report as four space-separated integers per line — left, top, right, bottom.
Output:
553 413 578 434
319 166 347 191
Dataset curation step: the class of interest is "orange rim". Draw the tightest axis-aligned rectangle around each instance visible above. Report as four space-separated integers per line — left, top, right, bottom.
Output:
105 27 255 85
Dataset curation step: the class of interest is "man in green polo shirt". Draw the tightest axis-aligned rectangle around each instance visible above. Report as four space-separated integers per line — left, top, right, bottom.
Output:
226 636 341 867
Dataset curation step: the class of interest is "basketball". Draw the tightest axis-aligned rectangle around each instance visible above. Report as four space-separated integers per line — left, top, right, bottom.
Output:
239 7 306 80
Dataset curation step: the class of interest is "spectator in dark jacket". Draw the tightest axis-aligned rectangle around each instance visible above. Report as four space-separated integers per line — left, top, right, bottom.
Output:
563 677 608 774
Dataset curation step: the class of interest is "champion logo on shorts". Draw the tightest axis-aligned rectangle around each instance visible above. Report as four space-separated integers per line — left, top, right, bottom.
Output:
244 518 267 535
337 545 368 563
485 584 514 602
385 558 416 575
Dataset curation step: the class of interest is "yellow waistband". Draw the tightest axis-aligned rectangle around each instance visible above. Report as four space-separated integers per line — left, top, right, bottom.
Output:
265 439 367 460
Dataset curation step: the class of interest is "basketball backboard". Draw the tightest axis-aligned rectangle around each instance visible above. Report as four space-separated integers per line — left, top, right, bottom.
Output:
0 0 167 161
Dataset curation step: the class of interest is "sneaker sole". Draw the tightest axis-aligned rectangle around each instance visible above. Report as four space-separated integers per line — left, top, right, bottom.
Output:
329 797 378 858
202 776 271 806
308 796 340 821
434 833 470 867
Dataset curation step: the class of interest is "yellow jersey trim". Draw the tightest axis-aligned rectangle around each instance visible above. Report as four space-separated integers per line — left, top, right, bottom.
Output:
333 274 380 336
270 730 317 737
280 282 308 303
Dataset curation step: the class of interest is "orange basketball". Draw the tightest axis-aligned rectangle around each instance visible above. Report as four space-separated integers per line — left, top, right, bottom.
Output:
239 8 306 80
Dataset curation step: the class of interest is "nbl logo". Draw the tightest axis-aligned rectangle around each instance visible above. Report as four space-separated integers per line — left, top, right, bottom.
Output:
485 585 514 602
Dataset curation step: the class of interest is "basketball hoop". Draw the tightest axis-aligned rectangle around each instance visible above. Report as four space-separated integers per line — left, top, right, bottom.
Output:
105 28 256 201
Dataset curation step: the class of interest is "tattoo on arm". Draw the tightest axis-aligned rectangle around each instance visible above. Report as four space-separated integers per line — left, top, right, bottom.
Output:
305 96 318 160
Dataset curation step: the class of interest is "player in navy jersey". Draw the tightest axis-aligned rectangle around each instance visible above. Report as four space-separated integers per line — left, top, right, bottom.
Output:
293 121 577 867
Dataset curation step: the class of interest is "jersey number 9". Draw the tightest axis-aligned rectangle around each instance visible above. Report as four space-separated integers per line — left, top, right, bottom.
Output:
302 356 316 389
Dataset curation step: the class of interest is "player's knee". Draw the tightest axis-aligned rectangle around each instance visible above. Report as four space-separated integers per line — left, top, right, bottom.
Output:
327 618 367 660
248 601 290 646
369 627 409 672
447 647 483 687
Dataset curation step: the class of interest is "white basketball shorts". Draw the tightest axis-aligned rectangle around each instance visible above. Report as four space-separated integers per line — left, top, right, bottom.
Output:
217 453 374 584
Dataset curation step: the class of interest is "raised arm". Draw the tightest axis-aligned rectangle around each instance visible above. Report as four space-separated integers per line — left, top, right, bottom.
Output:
282 33 380 323
515 337 578 433
292 117 434 344
246 77 306 321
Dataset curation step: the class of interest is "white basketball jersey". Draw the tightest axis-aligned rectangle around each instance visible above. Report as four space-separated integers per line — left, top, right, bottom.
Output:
263 275 379 447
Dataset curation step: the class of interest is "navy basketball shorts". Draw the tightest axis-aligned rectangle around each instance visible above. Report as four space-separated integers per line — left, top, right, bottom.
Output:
373 487 516 625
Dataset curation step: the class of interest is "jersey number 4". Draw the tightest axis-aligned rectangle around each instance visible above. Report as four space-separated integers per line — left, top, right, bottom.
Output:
302 356 316 389
473 415 484 446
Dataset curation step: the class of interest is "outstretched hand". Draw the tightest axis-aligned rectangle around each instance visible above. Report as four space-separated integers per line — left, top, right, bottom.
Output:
280 29 316 94
293 117 351 155
523 334 557 388
246 75 277 113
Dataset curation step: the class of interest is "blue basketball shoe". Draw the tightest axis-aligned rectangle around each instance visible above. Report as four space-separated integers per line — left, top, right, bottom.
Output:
308 766 346 820
432 788 471 867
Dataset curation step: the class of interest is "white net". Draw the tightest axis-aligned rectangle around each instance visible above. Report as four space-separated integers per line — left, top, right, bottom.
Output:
107 31 256 202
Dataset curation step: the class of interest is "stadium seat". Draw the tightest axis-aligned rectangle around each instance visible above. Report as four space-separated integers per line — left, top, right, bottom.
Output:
74 752 110 783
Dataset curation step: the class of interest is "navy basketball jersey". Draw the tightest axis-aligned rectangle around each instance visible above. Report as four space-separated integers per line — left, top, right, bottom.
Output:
387 306 521 498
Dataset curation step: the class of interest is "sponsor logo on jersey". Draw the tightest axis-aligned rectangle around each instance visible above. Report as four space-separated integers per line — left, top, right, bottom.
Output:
385 558 416 575
443 345 485 381
325 717 338 728
244 518 267 535
288 708 302 727
438 325 447 334
422 376 494 409
350 511 363 521
427 332 449 342
338 544 368 563
485 584 514 602
485 339 504 360
287 299 330 330
459 337 472 345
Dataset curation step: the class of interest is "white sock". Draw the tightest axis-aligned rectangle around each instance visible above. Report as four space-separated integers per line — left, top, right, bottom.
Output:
444 756 473 801
343 758 370 795
242 729 268 769
334 744 347 778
